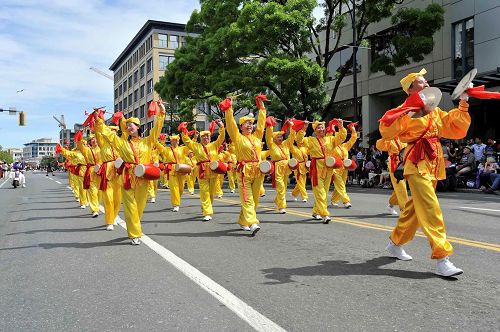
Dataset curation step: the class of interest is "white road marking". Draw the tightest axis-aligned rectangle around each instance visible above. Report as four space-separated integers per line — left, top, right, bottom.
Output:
55 180 62 184
98 205 286 332
458 206 500 213
0 178 10 188
66 186 72 190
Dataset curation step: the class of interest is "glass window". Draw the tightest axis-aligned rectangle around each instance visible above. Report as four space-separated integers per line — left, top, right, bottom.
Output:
134 70 138 84
128 75 133 89
140 84 145 98
328 45 361 80
134 89 138 102
169 35 179 49
115 104 118 112
140 64 145 78
453 18 474 79
159 55 175 70
147 57 153 73
119 101 122 110
122 97 127 109
118 84 122 96
134 108 139 118
159 34 168 48
129 93 133 106
140 104 145 118
147 79 153 94
114 88 118 99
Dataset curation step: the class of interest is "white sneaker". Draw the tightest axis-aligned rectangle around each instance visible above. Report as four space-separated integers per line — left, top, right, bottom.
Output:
106 225 114 231
172 206 179 212
216 195 222 199
331 202 339 208
92 212 99 218
323 216 331 224
80 205 86 209
230 190 235 193
386 241 412 261
387 204 398 216
22 184 26 188
189 192 194 195
436 257 463 277
150 198 156 203
278 208 286 214
202 215 212 222
343 202 352 209
302 199 307 202
312 214 322 220
250 223 261 236
130 238 141 245
240 225 251 231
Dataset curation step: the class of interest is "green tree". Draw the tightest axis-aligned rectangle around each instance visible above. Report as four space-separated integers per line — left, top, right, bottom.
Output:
40 156 57 169
0 150 14 164
155 0 444 122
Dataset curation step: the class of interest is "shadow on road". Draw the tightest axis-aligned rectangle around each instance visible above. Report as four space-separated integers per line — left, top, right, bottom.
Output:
0 237 130 250
6 225 105 235
261 257 437 283
150 228 249 238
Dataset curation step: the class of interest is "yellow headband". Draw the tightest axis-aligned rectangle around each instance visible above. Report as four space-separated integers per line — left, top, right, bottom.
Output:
126 117 140 126
169 135 180 141
312 121 325 130
239 116 255 125
272 131 284 138
400 68 427 94
200 130 211 137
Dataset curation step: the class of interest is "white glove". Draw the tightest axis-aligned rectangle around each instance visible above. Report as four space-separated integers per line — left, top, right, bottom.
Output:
460 92 469 101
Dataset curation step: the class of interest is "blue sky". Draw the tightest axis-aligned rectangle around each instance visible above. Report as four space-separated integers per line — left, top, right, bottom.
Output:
0 0 200 149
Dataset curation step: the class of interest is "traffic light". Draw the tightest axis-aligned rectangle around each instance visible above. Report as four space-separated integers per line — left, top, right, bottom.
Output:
18 111 26 126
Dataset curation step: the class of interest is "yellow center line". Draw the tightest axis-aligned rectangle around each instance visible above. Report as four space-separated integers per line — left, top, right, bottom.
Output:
214 197 500 252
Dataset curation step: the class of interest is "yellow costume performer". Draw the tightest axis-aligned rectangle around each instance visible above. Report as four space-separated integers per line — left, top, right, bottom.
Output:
94 104 165 245
156 135 190 212
95 126 122 230
380 68 470 276
222 96 266 235
290 142 309 202
77 135 102 217
227 143 237 193
295 121 346 223
265 123 295 213
214 146 226 198
186 151 197 195
181 120 225 221
330 124 358 208
147 144 160 203
375 137 408 215
59 145 88 209
259 149 270 197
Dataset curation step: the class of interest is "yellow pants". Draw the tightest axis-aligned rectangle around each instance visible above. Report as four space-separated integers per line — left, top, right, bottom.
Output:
199 177 217 216
273 167 290 209
291 171 308 200
162 172 169 188
148 180 158 199
187 173 195 194
215 174 224 197
390 174 453 259
260 184 265 196
101 177 122 225
331 169 349 204
121 178 149 239
388 172 409 210
312 167 334 217
74 176 88 206
236 171 265 227
228 169 236 191
87 173 102 213
168 174 186 207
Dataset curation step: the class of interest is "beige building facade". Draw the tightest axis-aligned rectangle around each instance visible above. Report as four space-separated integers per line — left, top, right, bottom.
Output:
110 20 207 135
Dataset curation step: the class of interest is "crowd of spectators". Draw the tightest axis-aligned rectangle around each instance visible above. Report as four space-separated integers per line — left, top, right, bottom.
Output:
347 136 500 195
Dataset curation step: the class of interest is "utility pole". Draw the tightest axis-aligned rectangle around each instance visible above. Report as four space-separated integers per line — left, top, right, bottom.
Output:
0 107 26 126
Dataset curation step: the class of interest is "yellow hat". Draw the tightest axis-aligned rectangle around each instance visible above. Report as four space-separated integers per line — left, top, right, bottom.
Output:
169 135 180 141
272 131 284 138
200 130 211 137
126 117 140 126
400 68 427 94
312 121 325 130
239 116 255 125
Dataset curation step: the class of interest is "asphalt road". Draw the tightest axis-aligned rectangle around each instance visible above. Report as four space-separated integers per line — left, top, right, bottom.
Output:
1 171 498 331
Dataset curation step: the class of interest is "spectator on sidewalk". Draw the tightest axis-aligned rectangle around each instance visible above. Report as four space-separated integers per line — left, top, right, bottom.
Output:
477 157 499 189
485 138 497 162
483 172 500 194
471 137 486 165
456 146 476 176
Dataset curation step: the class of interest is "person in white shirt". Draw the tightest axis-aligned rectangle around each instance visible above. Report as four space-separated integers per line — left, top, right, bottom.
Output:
471 137 486 164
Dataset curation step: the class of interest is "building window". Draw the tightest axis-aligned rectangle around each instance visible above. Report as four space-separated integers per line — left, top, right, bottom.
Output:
119 101 122 110
134 89 138 102
134 108 139 118
140 104 145 118
140 64 145 78
128 75 133 89
134 70 138 84
122 97 127 109
140 84 145 98
159 55 175 70
453 18 474 79
114 88 118 99
118 84 122 96
147 79 153 94
129 93 133 106
147 57 153 73
327 45 361 80
115 104 118 112
159 34 168 48
169 35 179 49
